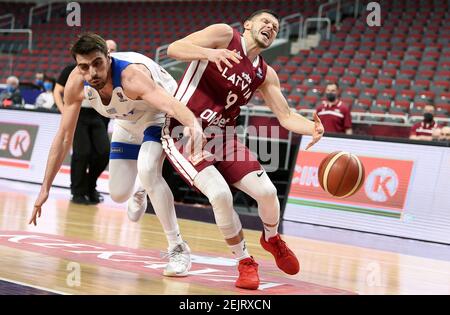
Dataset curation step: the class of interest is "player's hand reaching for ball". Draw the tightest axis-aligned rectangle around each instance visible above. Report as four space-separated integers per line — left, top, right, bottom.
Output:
305 112 324 151
207 49 242 72
29 189 49 226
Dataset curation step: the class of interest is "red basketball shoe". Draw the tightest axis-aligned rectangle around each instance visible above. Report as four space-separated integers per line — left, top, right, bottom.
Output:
260 232 300 275
235 257 260 290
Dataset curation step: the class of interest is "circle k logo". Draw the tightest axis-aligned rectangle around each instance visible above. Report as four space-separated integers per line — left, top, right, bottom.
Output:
364 167 398 202
9 130 31 158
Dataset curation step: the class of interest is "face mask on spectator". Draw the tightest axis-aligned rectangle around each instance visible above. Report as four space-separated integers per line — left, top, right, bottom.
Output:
326 93 337 102
35 79 44 87
43 82 53 91
424 113 434 123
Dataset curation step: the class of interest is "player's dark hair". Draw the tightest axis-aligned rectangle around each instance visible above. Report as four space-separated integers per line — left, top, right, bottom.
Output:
244 9 280 24
71 33 108 60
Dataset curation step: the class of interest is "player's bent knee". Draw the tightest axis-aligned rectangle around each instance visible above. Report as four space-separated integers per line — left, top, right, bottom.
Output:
109 186 132 203
137 164 159 192
261 184 278 201
209 190 241 239
251 182 278 203
208 189 233 210
110 192 129 203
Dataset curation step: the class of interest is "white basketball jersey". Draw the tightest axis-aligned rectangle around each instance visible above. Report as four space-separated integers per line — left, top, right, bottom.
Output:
84 52 178 135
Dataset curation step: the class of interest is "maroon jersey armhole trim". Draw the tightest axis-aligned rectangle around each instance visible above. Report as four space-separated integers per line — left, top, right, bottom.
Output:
178 61 201 102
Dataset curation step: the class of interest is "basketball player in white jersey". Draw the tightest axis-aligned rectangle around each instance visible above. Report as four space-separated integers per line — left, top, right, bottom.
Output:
29 33 205 276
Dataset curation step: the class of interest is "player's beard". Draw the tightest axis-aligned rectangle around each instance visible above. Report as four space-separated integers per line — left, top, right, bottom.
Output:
90 77 106 90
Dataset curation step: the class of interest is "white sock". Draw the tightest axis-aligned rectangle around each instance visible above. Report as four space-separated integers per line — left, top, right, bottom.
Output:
228 239 250 261
263 222 279 241
166 227 183 249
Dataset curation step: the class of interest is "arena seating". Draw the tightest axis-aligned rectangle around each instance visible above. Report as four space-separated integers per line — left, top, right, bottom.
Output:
0 0 321 82
262 0 450 126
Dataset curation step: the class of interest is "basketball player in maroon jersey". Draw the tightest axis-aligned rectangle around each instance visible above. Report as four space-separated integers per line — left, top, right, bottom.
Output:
163 9 324 289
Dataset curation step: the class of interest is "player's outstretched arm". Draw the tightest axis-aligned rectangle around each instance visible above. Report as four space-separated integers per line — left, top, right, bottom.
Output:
167 24 242 71
121 66 205 151
259 66 324 150
29 71 83 226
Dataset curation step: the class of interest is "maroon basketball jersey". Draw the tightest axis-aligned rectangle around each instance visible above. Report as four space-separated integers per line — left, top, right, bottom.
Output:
173 28 268 131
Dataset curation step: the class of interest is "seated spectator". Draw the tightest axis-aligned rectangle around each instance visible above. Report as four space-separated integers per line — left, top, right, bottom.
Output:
432 127 442 141
439 126 450 142
409 104 441 141
0 76 24 107
316 83 352 134
35 77 55 110
106 39 118 52
34 71 45 90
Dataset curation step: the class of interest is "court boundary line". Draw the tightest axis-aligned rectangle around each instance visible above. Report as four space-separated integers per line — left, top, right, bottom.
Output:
0 276 70 295
0 177 82 194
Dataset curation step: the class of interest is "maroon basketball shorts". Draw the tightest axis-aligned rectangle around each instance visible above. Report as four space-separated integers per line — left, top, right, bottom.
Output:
162 131 262 187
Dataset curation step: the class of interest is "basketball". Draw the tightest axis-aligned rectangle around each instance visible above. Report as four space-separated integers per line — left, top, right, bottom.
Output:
318 151 365 198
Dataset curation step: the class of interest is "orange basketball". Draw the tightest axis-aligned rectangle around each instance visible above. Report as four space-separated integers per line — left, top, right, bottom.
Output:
318 151 365 198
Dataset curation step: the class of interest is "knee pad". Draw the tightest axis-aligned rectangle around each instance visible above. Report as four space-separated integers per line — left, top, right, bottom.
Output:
216 210 242 239
259 183 278 202
208 189 233 213
108 158 138 203
137 141 163 193
249 175 278 204
257 185 280 226
193 166 242 239
137 160 159 193
209 190 241 239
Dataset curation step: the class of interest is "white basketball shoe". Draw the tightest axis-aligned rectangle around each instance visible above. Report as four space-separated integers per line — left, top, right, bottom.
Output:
163 241 192 277
127 187 147 222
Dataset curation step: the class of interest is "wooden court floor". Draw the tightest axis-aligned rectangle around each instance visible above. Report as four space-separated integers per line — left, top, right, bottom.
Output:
0 187 449 295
